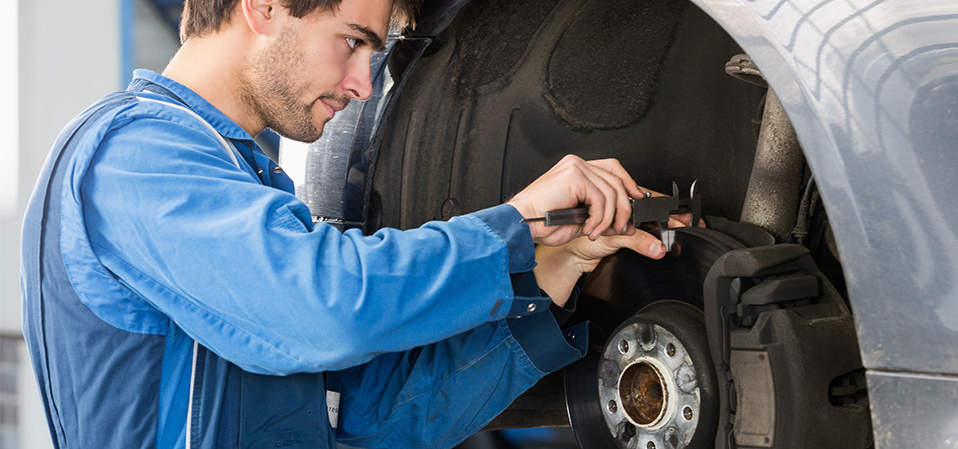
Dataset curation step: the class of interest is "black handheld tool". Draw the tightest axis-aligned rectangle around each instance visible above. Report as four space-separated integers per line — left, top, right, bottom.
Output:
520 181 700 251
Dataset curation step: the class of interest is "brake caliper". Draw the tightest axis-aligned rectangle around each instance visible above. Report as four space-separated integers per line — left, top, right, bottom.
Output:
703 244 872 449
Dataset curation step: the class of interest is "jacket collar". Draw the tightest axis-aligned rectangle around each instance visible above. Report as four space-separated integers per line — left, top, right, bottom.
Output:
128 69 254 142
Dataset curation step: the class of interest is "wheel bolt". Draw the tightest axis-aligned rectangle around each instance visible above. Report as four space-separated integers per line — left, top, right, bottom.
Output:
608 400 618 414
667 343 676 357
683 406 693 420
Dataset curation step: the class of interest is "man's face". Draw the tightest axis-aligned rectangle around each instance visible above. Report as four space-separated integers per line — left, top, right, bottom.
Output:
241 0 392 142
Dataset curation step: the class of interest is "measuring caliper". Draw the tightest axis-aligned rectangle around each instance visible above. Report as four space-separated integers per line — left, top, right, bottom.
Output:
520 181 700 252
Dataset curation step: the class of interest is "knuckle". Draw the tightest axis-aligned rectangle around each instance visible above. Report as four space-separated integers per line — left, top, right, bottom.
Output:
561 154 582 165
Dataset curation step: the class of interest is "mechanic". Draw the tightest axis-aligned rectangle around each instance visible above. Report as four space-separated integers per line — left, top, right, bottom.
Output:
20 0 671 447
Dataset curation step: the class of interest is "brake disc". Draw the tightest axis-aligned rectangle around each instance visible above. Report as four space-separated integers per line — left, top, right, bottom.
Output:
565 227 743 449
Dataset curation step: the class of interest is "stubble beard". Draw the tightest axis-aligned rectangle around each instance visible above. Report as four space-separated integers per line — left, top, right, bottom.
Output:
240 25 347 143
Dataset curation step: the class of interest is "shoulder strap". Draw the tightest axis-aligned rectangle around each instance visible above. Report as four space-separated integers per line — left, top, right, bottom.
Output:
132 95 243 170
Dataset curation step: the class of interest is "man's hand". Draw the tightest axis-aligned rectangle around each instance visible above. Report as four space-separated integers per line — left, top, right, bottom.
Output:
508 155 643 245
532 188 703 307
534 226 667 307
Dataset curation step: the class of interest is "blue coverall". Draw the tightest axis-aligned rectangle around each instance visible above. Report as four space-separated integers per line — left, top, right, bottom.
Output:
20 70 588 448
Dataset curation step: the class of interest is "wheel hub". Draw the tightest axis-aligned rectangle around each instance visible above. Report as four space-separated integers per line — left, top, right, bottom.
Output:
619 361 664 426
599 322 701 448
565 228 736 449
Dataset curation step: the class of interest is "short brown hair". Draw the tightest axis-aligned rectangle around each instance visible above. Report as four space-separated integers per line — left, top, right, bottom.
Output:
179 0 420 43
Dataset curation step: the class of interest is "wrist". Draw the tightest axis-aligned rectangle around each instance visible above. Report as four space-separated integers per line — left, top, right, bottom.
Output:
507 199 534 221
534 246 584 307
507 200 541 241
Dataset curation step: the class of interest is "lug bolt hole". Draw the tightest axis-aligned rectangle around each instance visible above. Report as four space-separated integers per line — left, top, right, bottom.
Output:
683 406 693 421
618 339 630 354
647 442 656 449
666 343 676 357
608 400 618 414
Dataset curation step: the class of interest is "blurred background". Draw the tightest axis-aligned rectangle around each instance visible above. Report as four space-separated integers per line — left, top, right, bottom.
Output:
2 1 180 447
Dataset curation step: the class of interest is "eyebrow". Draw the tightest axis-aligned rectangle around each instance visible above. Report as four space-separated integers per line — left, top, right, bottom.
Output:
347 23 386 52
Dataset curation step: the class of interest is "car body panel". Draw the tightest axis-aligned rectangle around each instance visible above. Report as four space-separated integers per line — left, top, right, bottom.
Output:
691 0 958 374
691 1 958 446
867 371 958 448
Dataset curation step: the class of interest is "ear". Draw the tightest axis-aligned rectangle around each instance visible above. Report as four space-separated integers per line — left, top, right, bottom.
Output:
241 0 281 36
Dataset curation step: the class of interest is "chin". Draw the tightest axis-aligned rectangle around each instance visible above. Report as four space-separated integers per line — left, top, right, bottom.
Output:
276 123 325 143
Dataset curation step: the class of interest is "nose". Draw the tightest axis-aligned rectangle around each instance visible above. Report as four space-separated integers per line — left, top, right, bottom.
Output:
342 56 374 101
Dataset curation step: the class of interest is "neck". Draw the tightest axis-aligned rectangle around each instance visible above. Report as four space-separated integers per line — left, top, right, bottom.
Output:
162 31 264 137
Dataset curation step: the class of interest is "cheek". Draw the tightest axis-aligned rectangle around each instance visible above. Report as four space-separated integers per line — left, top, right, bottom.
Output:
306 46 352 89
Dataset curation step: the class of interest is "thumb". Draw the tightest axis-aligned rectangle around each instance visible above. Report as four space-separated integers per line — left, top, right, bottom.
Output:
601 229 667 260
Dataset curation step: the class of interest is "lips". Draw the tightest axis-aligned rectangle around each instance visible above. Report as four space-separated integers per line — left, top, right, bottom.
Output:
318 95 350 118
316 100 335 118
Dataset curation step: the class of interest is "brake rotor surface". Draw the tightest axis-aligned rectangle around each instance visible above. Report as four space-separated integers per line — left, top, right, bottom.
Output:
565 227 743 449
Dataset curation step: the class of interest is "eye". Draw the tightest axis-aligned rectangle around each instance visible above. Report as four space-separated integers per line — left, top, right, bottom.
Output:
345 37 359 50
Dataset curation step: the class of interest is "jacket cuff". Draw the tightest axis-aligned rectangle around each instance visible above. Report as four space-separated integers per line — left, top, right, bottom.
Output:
469 204 535 274
547 286 578 327
500 271 553 319
506 313 588 374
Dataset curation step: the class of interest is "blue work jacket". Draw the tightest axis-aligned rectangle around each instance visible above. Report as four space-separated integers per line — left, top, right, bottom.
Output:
21 70 588 449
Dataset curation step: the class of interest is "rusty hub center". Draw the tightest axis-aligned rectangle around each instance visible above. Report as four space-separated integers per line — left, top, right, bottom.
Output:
619 361 666 426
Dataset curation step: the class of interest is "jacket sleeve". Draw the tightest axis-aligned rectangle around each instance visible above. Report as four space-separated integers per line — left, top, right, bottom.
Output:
76 105 553 375
333 277 589 449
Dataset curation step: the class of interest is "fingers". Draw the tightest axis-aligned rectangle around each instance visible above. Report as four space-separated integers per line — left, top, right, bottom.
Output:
589 159 644 199
545 227 666 286
580 158 641 239
587 159 643 236
580 170 616 240
601 171 636 235
637 185 665 198
580 228 667 266
508 155 649 246
600 224 637 237
547 155 632 240
631 230 668 260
